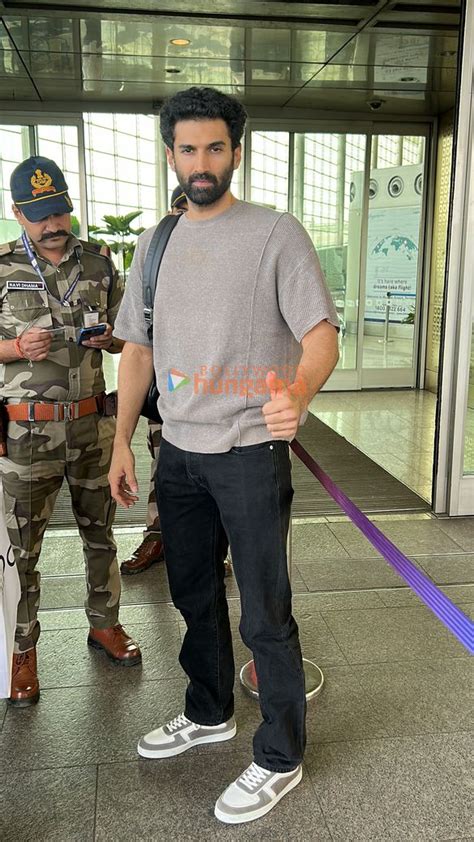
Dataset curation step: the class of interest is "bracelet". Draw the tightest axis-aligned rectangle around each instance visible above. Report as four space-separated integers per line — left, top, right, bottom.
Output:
14 336 27 359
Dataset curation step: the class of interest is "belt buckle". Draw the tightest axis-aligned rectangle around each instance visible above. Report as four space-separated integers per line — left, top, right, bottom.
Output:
53 403 62 421
66 402 78 421
27 403 36 422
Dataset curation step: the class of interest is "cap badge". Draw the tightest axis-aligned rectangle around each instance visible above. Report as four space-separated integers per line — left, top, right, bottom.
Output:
30 169 56 197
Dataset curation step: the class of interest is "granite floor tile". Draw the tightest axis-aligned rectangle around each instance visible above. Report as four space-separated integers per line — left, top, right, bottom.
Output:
0 765 97 842
41 564 171 610
321 605 469 663
371 521 465 555
37 621 183 690
0 701 6 731
40 535 86 576
328 521 464 559
95 750 331 841
292 589 385 613
305 733 473 841
435 518 474 551
292 523 349 561
326 523 382 558
0 679 186 772
38 600 178 631
291 588 385 611
375 583 474 609
354 658 473 735
297 556 404 591
417 553 474 584
305 665 388 743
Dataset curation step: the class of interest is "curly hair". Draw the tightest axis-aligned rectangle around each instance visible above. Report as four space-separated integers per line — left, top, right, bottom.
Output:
160 87 247 150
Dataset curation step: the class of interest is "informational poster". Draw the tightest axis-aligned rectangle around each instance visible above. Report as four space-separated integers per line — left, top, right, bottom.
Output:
365 204 421 322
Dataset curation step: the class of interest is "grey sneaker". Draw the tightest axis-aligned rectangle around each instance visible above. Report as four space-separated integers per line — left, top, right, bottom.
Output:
214 761 302 824
137 712 236 759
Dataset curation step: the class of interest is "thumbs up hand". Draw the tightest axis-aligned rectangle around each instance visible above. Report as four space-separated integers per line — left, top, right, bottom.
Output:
262 370 308 440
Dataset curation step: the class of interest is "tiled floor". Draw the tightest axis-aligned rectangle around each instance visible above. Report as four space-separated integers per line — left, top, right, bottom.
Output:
311 389 437 501
1 516 472 842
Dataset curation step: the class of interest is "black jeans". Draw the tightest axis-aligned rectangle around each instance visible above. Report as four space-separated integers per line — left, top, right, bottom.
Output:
156 438 306 773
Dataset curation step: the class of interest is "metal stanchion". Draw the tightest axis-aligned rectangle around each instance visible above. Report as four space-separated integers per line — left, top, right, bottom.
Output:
378 291 393 344
240 455 325 701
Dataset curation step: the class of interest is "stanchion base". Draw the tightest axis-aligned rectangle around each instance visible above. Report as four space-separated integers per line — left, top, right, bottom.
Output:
240 658 324 701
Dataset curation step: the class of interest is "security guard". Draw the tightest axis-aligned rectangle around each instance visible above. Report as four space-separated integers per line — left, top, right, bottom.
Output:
0 156 141 707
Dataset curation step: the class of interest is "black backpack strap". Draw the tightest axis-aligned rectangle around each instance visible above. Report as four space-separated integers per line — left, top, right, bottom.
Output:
142 214 181 339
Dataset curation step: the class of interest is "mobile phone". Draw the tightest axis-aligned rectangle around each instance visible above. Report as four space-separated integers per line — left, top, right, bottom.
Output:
77 323 107 345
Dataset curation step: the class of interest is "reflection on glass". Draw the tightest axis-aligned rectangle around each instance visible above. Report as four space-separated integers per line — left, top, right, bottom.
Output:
363 135 425 369
292 133 366 370
464 321 474 474
250 132 289 212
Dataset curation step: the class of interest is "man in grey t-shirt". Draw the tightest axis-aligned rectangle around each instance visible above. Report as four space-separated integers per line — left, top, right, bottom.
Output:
110 86 339 825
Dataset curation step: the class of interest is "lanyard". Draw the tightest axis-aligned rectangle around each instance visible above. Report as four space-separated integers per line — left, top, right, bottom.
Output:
21 232 82 307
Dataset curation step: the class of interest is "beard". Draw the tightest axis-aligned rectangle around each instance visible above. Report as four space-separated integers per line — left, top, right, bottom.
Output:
176 161 235 206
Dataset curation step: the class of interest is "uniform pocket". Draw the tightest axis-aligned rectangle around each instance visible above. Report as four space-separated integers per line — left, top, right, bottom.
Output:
6 289 53 333
76 285 108 326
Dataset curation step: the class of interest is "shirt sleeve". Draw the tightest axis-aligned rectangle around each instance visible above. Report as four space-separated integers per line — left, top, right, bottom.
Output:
274 213 340 342
105 255 125 329
113 227 156 346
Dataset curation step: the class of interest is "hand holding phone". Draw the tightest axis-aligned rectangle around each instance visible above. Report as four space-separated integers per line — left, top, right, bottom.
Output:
77 323 107 346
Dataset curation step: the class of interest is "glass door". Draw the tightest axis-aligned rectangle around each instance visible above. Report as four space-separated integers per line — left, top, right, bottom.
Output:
291 131 367 389
361 134 426 387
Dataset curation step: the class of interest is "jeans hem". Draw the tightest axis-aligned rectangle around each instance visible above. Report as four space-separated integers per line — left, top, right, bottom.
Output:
254 758 302 774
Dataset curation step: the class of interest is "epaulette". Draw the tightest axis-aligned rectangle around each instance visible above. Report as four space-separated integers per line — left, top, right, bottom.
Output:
80 239 111 260
0 241 16 257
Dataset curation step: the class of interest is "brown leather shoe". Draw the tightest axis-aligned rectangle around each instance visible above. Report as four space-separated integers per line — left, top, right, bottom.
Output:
120 536 164 575
87 624 142 666
8 648 40 707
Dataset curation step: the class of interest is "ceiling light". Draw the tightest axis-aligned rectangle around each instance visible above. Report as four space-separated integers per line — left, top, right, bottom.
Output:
170 38 191 47
119 81 125 91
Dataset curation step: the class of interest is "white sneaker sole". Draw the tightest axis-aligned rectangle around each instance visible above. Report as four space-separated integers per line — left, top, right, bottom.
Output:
214 766 302 824
137 721 237 759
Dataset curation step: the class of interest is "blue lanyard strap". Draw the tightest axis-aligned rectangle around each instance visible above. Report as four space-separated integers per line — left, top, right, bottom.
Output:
21 232 82 306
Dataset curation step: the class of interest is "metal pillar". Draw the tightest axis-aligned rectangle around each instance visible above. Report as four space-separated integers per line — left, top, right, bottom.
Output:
240 476 325 701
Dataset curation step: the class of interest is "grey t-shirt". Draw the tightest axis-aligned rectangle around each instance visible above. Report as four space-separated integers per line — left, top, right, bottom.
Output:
114 200 339 453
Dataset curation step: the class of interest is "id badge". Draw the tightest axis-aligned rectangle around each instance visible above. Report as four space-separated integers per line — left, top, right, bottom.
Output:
84 310 99 328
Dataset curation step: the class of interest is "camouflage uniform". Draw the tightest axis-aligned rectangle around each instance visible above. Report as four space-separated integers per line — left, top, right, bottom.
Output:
0 234 123 653
144 421 161 536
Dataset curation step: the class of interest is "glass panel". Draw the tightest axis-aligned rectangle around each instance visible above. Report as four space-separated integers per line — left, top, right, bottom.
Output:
363 135 426 369
84 113 160 239
292 132 367 371
37 125 81 226
250 132 289 212
0 125 31 242
463 319 474 474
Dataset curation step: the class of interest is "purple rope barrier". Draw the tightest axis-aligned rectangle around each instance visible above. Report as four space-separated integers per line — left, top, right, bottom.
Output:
291 439 474 655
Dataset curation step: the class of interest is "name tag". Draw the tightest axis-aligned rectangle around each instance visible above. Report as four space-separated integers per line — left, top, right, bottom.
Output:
7 280 45 291
84 311 99 327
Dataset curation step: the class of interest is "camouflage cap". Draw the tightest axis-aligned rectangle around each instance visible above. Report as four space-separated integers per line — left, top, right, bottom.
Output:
11 155 74 222
170 185 187 210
